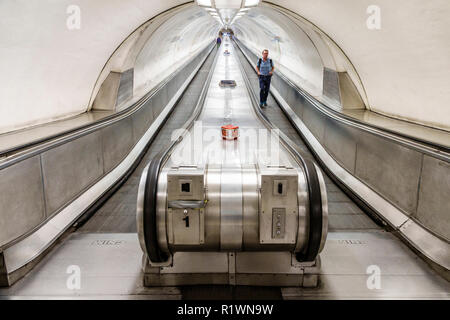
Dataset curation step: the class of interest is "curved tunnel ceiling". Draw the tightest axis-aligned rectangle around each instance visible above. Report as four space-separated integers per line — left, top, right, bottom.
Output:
0 0 449 134
257 0 450 131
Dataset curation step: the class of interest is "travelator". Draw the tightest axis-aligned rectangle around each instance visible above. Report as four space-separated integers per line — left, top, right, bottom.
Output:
136 37 328 287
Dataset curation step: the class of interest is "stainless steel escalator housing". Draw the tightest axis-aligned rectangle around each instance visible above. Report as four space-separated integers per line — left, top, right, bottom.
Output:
136 37 328 287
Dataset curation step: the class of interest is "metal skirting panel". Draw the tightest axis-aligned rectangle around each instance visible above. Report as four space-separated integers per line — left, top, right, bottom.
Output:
354 131 423 214
41 131 104 215
323 119 358 173
416 156 450 238
101 117 134 173
0 156 46 246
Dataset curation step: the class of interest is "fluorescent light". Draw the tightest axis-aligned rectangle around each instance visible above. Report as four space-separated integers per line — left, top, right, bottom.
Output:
197 0 212 6
244 0 259 7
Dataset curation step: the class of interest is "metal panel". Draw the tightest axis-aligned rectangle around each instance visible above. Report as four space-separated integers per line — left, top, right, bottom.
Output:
285 85 298 109
338 71 364 109
355 131 422 214
0 156 45 247
259 170 298 245
92 71 121 111
167 168 205 246
242 165 259 250
302 104 326 143
131 98 154 143
168 208 204 245
204 165 221 249
116 68 134 107
322 67 341 106
167 169 204 201
160 252 228 274
41 131 104 214
151 85 168 119
236 252 303 274
273 74 288 99
166 76 177 102
323 119 358 173
101 117 134 173
291 89 306 119
220 166 243 251
237 274 304 287
416 156 450 239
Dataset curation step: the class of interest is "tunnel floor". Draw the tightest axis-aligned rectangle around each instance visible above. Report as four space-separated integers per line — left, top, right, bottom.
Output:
0 44 448 300
1 225 447 299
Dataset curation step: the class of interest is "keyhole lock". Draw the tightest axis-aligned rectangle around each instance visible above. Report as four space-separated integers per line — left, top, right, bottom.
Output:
182 209 190 228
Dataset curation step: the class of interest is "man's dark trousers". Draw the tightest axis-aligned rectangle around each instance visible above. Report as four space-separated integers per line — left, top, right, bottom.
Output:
259 75 272 104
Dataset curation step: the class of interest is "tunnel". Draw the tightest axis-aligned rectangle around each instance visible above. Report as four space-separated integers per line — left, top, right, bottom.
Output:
0 0 449 300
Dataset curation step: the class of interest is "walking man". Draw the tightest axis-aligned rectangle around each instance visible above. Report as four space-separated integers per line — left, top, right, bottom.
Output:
216 36 222 48
256 49 274 107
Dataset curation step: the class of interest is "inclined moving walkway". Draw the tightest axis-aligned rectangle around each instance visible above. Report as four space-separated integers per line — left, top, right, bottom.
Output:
137 36 328 287
0 36 448 298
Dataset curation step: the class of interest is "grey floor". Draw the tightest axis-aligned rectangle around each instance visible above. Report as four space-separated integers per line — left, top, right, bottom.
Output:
0 46 448 300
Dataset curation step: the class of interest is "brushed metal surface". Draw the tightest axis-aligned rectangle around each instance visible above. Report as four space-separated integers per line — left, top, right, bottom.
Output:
322 67 340 106
323 119 358 173
0 156 45 247
242 164 259 250
295 165 309 254
355 130 423 214
259 169 298 246
315 163 329 253
136 164 149 255
101 117 134 173
156 168 169 254
416 155 450 240
220 166 243 251
204 164 221 249
116 68 134 108
41 131 104 214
